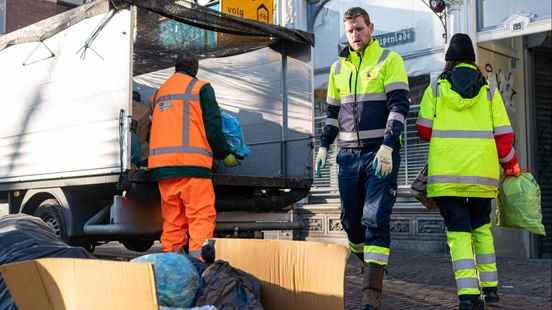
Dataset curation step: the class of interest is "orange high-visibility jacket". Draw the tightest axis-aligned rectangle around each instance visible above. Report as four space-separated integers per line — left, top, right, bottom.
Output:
148 73 213 170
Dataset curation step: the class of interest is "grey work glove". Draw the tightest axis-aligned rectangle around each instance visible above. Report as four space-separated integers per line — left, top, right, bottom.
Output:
315 147 328 177
372 145 393 178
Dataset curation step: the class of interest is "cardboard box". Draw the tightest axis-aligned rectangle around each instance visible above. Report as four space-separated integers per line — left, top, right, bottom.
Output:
0 258 158 310
213 239 349 310
1 239 350 310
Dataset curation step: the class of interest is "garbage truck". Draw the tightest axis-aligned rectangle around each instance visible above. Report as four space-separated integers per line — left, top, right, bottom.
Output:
0 0 314 251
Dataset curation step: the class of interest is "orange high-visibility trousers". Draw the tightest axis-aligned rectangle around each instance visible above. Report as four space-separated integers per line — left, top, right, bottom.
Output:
158 177 216 256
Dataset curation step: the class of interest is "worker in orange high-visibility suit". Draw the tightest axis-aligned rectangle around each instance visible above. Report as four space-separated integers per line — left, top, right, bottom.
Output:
148 52 239 258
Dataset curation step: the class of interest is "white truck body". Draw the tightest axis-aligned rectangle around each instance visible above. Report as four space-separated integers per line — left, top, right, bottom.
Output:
0 9 132 184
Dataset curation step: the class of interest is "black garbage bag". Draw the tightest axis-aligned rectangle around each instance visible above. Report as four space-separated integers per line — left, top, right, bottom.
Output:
0 214 93 310
194 260 263 310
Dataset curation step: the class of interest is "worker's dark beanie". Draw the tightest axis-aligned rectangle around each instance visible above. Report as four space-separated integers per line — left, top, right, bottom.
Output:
175 52 198 77
445 33 475 62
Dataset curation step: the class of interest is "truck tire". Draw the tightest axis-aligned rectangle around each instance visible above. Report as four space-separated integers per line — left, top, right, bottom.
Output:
33 199 67 241
122 240 154 252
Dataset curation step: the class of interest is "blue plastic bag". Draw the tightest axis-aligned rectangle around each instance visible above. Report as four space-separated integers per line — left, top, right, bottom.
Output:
131 253 200 308
221 112 250 158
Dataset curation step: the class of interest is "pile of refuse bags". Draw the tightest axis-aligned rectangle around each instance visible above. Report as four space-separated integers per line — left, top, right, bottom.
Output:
0 214 263 310
0 214 93 310
132 250 263 310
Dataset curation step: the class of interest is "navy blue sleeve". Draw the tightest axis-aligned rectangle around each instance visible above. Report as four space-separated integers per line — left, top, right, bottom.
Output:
320 105 340 148
383 89 410 148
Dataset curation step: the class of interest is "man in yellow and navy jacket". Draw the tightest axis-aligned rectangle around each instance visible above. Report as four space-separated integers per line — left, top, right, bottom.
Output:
148 52 239 259
314 7 410 310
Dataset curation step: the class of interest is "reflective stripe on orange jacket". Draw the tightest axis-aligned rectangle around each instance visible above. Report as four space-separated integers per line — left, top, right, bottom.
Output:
148 73 213 169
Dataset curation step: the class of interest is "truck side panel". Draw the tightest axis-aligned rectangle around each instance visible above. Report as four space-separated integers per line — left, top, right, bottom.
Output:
0 9 132 184
133 46 314 179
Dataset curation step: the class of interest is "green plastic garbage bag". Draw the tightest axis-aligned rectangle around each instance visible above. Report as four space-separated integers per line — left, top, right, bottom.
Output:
496 172 546 236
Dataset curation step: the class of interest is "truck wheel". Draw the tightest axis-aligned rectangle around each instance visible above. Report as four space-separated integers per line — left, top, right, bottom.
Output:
33 199 67 241
122 240 154 252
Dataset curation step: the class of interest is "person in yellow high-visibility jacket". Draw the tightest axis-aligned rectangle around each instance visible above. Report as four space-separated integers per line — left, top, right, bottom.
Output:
417 33 521 310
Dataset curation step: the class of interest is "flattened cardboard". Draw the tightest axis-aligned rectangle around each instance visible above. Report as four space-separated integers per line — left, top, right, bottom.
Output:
1 239 349 310
0 258 158 310
213 239 349 310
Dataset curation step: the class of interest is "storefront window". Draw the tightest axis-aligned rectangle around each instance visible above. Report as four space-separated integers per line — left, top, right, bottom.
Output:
477 0 552 31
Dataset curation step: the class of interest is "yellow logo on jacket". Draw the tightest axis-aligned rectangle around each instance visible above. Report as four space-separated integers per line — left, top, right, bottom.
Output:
364 70 379 81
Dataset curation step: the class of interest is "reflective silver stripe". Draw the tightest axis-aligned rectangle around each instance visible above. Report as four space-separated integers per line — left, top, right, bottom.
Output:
476 254 496 264
339 129 386 141
378 49 390 64
385 82 409 93
493 125 513 135
149 146 213 157
416 117 433 127
487 87 495 101
453 259 476 272
428 175 498 186
479 271 498 282
334 60 342 75
432 130 494 139
182 79 197 146
364 252 389 264
432 79 440 97
341 93 387 104
183 101 190 145
456 277 479 289
500 148 515 163
327 96 340 106
325 118 339 127
156 94 200 102
388 112 405 124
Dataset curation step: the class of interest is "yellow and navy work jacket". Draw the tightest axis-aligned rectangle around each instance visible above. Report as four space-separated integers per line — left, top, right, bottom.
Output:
416 63 518 198
320 40 410 149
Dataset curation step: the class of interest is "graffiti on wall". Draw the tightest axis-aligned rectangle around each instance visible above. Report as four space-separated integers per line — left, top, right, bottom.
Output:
485 63 518 111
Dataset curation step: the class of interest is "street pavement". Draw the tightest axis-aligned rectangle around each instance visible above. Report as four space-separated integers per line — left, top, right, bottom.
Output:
344 250 551 309
95 242 551 309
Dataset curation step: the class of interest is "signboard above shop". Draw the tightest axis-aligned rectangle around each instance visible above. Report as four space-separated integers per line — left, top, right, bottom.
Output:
220 0 273 24
218 0 274 47
374 28 416 48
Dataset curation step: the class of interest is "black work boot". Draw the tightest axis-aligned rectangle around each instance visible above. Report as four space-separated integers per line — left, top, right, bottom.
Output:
459 295 485 310
482 287 499 303
362 263 384 310
200 240 216 264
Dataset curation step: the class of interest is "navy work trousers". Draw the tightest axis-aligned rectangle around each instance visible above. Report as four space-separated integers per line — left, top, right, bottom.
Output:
337 146 400 249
